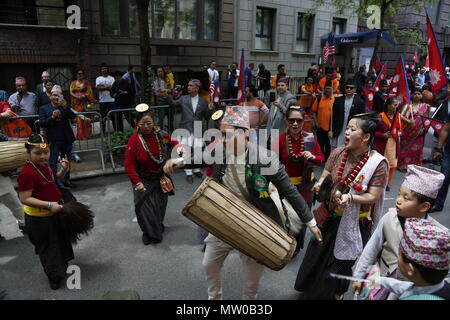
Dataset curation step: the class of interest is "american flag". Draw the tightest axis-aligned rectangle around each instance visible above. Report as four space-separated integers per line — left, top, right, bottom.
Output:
209 80 215 99
322 33 335 64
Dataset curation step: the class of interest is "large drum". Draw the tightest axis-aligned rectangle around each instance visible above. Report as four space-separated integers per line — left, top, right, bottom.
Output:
0 141 27 173
182 177 296 271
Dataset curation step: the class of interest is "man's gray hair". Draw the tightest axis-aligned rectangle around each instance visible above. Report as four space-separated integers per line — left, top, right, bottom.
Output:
190 79 202 88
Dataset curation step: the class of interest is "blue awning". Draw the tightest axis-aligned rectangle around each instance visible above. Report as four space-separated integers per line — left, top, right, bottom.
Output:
321 30 396 47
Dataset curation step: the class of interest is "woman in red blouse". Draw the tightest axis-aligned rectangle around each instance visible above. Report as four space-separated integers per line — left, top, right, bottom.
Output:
272 106 324 252
125 106 180 245
17 133 73 290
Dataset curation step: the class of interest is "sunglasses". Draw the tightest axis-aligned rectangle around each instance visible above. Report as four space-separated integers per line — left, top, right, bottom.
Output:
287 118 304 124
345 86 356 90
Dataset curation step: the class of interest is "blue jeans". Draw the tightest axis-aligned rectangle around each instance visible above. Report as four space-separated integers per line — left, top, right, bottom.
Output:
50 142 73 187
435 148 450 209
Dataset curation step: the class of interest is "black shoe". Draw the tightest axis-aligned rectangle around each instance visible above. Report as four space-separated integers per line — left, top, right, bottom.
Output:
386 185 390 191
49 280 61 290
186 175 194 184
142 233 151 245
149 237 162 244
201 244 206 252
63 181 77 188
194 172 203 179
430 205 443 213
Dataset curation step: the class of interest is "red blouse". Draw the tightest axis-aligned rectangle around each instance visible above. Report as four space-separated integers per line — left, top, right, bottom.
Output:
124 131 179 185
272 132 324 178
17 161 62 202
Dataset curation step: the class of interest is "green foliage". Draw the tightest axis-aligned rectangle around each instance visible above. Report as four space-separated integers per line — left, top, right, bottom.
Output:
144 66 154 105
110 129 135 154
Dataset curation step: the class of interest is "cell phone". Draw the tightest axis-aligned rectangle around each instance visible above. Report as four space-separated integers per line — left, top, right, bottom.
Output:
269 92 276 103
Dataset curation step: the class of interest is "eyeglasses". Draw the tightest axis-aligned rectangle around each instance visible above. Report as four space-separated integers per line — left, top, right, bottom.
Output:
287 118 304 124
138 122 154 127
77 72 84 75
345 86 356 90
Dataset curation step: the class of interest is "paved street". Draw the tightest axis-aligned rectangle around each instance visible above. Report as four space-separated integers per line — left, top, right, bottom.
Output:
1 167 449 300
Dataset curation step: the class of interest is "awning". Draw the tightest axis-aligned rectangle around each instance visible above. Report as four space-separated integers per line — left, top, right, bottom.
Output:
321 30 396 47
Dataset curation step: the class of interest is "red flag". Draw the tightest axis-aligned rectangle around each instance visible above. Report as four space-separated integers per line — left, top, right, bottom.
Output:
421 116 445 135
237 48 245 103
213 81 220 104
426 10 448 93
374 56 382 73
362 88 375 112
390 110 402 141
209 80 215 99
373 63 387 91
389 55 410 107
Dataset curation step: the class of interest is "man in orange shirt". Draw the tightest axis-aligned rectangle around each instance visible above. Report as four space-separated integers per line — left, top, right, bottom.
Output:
318 67 339 94
311 81 335 160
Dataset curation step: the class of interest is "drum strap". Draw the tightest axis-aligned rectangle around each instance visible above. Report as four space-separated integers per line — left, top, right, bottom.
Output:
230 165 250 200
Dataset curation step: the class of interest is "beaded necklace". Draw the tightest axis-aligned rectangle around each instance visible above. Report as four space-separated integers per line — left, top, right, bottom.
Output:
28 160 54 183
337 149 370 186
286 133 304 162
138 132 165 164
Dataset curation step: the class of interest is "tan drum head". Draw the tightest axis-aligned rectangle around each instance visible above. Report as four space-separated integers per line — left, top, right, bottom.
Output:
135 104 150 112
211 110 224 121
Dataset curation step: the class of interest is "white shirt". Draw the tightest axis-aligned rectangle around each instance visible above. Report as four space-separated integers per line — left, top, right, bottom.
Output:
208 68 219 82
191 94 199 114
234 70 240 87
222 151 249 200
96 75 115 103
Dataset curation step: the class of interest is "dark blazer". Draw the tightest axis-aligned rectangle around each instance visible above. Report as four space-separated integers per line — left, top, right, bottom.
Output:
35 83 45 96
39 103 76 144
36 91 51 109
185 144 313 227
172 94 212 134
331 95 365 137
373 91 388 114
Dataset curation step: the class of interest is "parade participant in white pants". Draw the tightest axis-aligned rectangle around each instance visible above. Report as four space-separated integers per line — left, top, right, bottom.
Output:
0 174 25 230
164 106 322 300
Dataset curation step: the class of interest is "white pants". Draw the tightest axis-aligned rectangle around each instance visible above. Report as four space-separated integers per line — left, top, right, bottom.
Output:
202 234 265 300
0 192 24 223
180 135 203 176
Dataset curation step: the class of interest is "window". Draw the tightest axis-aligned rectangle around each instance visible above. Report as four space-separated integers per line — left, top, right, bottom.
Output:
0 0 66 26
427 0 441 25
103 0 217 40
333 18 346 35
255 7 275 51
296 13 312 52
203 0 217 40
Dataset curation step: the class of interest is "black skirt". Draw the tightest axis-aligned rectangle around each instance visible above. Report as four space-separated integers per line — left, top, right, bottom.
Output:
133 178 168 242
294 216 370 300
25 213 74 283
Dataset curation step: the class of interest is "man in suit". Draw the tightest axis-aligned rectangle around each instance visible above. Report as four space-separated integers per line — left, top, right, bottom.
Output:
39 86 77 188
35 71 50 96
171 79 214 183
372 80 389 114
330 78 365 150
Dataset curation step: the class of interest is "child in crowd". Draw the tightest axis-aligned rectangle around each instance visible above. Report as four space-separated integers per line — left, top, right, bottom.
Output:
368 218 450 300
352 165 447 297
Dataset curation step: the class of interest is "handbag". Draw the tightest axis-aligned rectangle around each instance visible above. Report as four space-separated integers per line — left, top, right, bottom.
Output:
160 175 174 193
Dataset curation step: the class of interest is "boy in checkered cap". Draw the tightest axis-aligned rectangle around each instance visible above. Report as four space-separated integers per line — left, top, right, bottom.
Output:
352 165 448 297
370 218 450 299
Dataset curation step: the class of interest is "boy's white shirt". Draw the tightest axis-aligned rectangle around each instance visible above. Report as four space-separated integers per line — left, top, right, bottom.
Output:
354 208 449 279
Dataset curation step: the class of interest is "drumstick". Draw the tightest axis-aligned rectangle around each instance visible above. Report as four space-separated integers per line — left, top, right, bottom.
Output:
329 273 371 283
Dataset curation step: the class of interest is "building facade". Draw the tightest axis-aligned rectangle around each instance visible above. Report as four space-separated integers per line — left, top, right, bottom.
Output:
0 0 233 95
357 0 450 72
233 0 359 81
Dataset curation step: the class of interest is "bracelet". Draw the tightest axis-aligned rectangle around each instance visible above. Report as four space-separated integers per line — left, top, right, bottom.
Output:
47 202 52 210
349 194 354 203
434 147 443 153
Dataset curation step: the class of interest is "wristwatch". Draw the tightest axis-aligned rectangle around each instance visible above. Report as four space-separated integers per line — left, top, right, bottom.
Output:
434 147 444 153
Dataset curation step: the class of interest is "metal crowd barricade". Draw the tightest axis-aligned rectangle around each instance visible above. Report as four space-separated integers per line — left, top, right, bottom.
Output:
105 105 170 171
71 111 106 173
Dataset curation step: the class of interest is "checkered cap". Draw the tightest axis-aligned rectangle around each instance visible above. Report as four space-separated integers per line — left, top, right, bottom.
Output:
401 165 445 199
400 218 450 270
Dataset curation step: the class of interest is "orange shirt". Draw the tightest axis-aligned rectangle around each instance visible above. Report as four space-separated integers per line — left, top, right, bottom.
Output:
318 77 339 93
300 84 314 108
311 95 335 131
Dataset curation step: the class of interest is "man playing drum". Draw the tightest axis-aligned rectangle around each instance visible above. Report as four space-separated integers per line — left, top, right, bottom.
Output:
164 106 322 300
